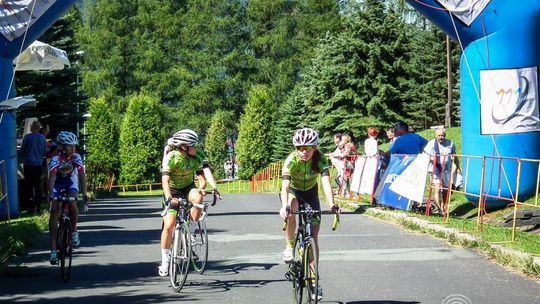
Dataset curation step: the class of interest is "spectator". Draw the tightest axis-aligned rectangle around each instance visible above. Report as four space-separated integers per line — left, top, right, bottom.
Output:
330 133 344 190
424 127 460 214
386 127 395 142
20 120 46 213
389 122 427 155
337 134 356 196
364 127 378 157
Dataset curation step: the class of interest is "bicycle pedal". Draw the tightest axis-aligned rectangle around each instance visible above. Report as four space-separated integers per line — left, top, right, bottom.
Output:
284 272 293 281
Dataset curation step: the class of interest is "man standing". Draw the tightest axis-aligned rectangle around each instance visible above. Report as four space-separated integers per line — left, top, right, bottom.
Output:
389 122 427 155
423 127 460 213
20 120 47 213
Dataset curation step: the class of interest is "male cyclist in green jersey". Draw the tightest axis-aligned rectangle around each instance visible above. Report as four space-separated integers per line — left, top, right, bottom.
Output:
159 129 221 276
279 127 339 301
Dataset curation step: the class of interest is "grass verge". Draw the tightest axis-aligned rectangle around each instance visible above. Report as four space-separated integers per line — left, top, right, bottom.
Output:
0 212 49 272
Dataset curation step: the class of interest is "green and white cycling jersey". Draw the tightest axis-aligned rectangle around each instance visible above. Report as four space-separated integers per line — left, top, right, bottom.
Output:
162 149 209 189
282 151 330 191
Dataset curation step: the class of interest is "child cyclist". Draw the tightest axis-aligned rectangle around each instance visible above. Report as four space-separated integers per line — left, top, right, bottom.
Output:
279 127 340 301
48 131 89 264
159 129 221 276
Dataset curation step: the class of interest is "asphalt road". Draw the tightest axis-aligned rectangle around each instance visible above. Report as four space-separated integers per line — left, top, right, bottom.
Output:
1 193 539 304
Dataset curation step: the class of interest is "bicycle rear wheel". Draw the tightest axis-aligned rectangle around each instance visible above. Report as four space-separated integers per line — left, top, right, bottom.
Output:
304 239 319 304
169 227 191 292
59 220 73 282
191 219 208 273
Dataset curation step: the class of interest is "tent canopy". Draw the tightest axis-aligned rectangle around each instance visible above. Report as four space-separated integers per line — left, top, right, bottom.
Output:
13 40 70 71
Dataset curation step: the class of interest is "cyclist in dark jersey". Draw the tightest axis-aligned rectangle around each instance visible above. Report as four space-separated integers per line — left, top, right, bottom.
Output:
279 127 339 301
158 129 220 276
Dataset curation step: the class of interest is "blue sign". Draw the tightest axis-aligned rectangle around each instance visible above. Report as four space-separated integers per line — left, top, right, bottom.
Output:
375 155 417 211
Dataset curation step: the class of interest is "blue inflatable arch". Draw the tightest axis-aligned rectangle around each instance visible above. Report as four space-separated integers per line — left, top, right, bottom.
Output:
406 0 540 208
0 1 76 218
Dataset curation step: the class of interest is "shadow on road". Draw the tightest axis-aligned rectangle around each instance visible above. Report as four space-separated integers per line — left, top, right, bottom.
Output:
203 261 279 276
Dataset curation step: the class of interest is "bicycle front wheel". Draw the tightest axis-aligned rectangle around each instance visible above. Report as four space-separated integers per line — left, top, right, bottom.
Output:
59 220 73 282
169 227 191 292
191 219 208 273
292 234 305 304
304 239 319 304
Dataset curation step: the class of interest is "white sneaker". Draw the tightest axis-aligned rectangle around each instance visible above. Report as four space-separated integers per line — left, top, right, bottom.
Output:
158 264 169 277
72 231 80 247
49 251 58 265
282 247 293 262
311 284 323 301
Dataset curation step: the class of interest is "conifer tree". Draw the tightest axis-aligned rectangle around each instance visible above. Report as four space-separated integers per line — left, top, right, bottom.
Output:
119 94 163 184
205 111 235 180
236 85 276 179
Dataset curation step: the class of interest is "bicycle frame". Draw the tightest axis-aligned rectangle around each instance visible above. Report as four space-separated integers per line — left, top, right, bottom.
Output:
284 203 339 304
54 191 76 282
167 190 219 291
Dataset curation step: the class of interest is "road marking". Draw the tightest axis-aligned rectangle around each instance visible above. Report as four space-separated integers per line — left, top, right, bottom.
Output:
208 233 390 243
213 247 477 265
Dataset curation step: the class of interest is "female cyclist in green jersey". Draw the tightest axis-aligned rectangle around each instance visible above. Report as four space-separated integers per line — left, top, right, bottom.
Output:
158 129 220 276
279 127 339 300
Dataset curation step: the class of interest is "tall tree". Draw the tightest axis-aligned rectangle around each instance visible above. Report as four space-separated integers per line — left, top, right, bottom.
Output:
246 0 342 104
85 96 120 187
401 22 461 130
119 93 163 184
298 0 413 148
271 88 308 162
77 0 139 108
236 85 276 179
204 110 235 179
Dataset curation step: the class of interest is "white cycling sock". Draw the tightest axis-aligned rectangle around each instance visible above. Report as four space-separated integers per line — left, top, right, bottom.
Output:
161 249 170 265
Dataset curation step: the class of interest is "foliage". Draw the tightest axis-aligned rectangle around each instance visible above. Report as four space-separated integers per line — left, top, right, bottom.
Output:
236 85 276 179
291 0 412 149
205 110 235 179
271 88 307 162
118 93 163 184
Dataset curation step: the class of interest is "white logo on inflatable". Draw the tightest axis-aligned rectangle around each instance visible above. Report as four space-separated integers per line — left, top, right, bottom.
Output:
480 67 540 134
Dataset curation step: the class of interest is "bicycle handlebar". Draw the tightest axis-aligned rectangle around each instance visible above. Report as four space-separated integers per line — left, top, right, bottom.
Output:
161 189 221 216
282 206 340 231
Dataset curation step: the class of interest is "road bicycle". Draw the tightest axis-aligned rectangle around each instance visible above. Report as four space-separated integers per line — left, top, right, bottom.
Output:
283 203 339 304
162 190 219 292
53 190 77 282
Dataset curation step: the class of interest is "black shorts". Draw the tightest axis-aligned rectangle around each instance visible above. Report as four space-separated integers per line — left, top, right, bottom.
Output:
171 183 196 200
289 185 321 210
289 186 321 223
163 183 196 215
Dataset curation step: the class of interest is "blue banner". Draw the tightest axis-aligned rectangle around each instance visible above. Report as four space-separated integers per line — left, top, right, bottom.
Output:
374 155 417 211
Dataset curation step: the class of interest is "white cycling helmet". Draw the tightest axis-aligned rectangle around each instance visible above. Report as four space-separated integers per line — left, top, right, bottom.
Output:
292 128 319 147
56 131 78 145
171 129 198 146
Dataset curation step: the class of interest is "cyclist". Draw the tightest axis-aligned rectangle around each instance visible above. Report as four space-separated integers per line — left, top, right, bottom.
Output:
48 131 88 264
158 129 220 276
279 127 339 301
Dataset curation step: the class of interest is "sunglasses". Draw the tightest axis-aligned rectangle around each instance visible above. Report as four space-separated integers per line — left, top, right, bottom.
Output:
296 146 315 152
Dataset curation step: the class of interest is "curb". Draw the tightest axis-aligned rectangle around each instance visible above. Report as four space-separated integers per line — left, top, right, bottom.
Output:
364 208 540 278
